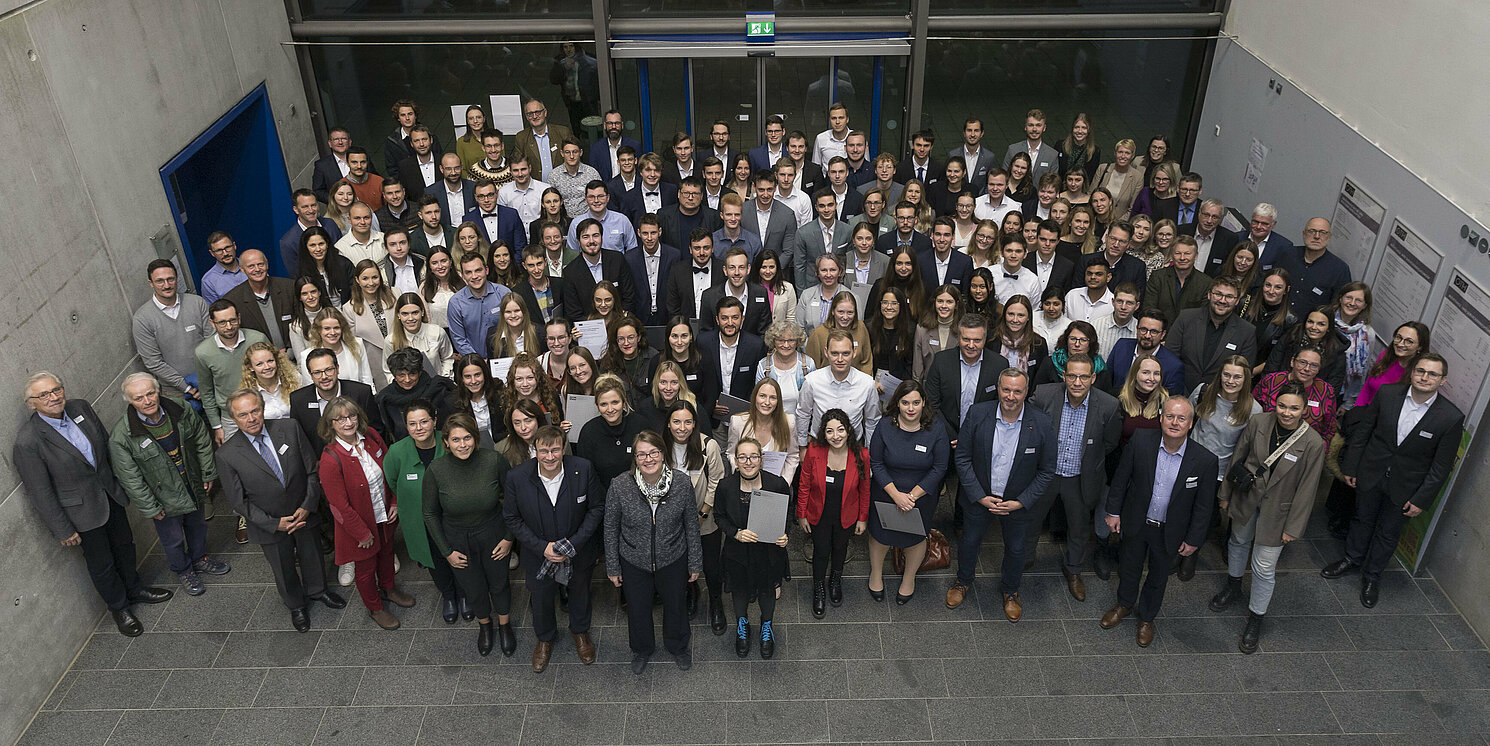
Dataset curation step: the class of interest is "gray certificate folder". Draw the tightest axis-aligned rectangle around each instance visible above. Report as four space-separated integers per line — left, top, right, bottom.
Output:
874 501 926 535
746 490 790 540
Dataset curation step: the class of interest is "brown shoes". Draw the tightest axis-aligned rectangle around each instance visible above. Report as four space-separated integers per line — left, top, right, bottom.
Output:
532 641 553 673
945 582 969 610
1002 593 1022 623
370 608 401 630
235 516 249 544
573 633 596 664
1063 569 1086 602
1099 604 1131 629
384 587 416 608
1137 621 1156 647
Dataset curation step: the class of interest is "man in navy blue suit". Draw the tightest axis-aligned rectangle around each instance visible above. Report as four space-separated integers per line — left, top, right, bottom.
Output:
617 154 678 227
875 201 931 256
748 115 788 174
917 218 973 298
699 297 766 423
588 109 642 182
279 189 342 276
625 215 682 327
463 181 526 252
311 126 369 203
432 153 477 230
1240 202 1295 278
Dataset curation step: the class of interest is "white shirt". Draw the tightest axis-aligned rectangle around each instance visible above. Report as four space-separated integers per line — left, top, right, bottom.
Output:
908 156 932 183
718 335 739 384
470 397 492 447
416 154 437 187
615 174 637 193
540 468 565 507
334 154 350 178
1033 314 1072 350
705 187 723 210
1031 253 1057 290
676 160 694 180
1397 392 1437 445
812 129 848 166
498 179 549 225
442 183 468 228
336 231 386 266
257 384 291 421
753 205 775 238
993 265 1042 305
794 367 881 446
387 256 420 294
641 247 663 314
420 227 447 249
852 253 874 285
973 194 1020 223
641 184 665 215
1194 230 1217 269
775 190 812 227
933 252 952 285
691 262 713 312
607 140 622 177
339 435 389 523
1064 286 1115 323
152 295 181 320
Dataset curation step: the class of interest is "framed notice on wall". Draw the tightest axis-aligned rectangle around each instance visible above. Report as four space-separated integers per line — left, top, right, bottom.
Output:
1330 176 1387 275
1369 219 1442 345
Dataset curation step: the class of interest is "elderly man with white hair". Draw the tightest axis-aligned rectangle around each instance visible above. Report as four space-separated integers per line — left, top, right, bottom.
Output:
1243 202 1296 275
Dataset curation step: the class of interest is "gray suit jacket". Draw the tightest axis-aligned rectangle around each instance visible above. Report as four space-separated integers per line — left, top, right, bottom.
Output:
1001 142 1061 182
13 400 126 539
1031 383 1123 506
947 146 998 188
742 202 798 261
793 219 852 290
215 419 322 546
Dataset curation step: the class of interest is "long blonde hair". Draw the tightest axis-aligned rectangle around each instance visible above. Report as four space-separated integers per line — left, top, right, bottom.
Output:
650 360 697 410
489 293 538 359
311 307 363 361
239 341 300 404
1118 356 1170 418
1193 356 1255 427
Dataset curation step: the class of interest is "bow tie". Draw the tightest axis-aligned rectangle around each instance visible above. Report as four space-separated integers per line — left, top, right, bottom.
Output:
693 266 710 275
482 212 497 218
1004 273 1021 279
645 192 659 197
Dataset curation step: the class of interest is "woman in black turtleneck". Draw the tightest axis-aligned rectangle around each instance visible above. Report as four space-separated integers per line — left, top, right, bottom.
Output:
576 373 654 490
1242 268 1296 376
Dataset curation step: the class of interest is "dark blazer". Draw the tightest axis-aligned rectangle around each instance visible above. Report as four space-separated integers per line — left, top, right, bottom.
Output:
875 230 930 257
289 381 379 453
384 129 443 182
224 277 298 347
699 282 772 337
562 250 637 323
831 187 864 221
279 218 342 276
504 456 607 568
1081 252 1148 298
315 255 357 307
662 160 701 186
216 419 323 546
1023 251 1078 297
699 330 766 399
954 401 1058 510
1103 428 1219 553
917 249 974 298
407 226 457 258
1248 232 1297 274
463 204 527 252
625 243 683 327
896 156 945 186
1166 308 1258 392
1179 224 1240 278
588 137 643 181
12 400 126 539
747 145 787 174
923 348 1011 440
617 181 679 226
1106 338 1186 396
665 259 724 320
513 275 568 325
1341 383 1465 510
657 205 724 251
379 253 427 292
312 154 346 204
432 179 478 229
947 146 999 190
1020 199 1050 221
393 155 441 200
1031 384 1123 506
798 162 826 196
1143 267 1214 327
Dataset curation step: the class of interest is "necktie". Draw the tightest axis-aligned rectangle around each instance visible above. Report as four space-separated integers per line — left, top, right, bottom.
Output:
917 166 925 182
255 434 285 486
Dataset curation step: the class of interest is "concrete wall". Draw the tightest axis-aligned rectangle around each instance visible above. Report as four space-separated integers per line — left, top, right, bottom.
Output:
0 1 315 742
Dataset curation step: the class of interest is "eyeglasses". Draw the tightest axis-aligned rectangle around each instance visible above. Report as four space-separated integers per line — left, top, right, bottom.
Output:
1413 369 1445 379
27 386 64 400
331 414 357 423
1063 373 1094 382
308 367 337 377
1293 360 1321 371
635 450 662 462
525 108 546 117
1303 228 1331 236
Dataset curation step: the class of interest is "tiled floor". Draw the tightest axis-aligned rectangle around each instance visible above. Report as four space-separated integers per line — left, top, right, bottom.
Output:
19 504 1490 745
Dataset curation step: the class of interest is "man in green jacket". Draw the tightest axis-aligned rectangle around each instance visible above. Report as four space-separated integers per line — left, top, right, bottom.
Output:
109 373 231 596
382 399 467 623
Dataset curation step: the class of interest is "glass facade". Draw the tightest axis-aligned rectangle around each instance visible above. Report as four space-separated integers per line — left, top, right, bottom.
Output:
298 0 593 18
928 0 1216 12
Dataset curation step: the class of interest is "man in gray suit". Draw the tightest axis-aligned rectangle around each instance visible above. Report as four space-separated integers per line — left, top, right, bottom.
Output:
794 188 852 290
1001 108 1061 183
1027 354 1123 601
13 372 173 637
948 116 999 190
742 170 798 262
215 389 345 632
1165 276 1257 390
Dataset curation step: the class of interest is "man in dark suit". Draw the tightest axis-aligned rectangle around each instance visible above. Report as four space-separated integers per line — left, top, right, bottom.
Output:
917 218 973 298
383 101 443 181
1165 277 1256 391
279 189 342 276
223 249 297 351
503 427 606 672
514 245 568 325
823 158 864 220
699 247 771 336
14 372 174 637
1173 173 1204 229
1322 357 1464 607
747 115 788 174
311 126 363 203
432 154 478 230
948 368 1057 623
656 177 723 251
1142 236 1214 325
948 117 999 191
290 348 381 451
617 154 679 226
661 131 698 185
464 181 527 252
216 389 344 632
393 125 441 200
1079 222 1148 298
378 227 427 296
876 201 931 256
562 217 637 323
699 297 767 420
896 129 944 186
785 131 825 195
587 109 642 182
1180 198 1240 278
925 314 1011 536
1239 203 1295 274
1024 219 1078 296
408 195 457 258
742 171 798 260
1028 356 1123 601
626 215 682 327
1101 397 1218 646
665 229 724 321
1107 309 1185 396
702 120 740 170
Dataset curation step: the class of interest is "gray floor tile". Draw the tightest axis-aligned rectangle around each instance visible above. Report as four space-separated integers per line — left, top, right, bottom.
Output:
246 591 348 631
253 667 364 708
553 661 653 703
149 586 265 632
972 618 1072 657
1257 615 1357 653
40 671 79 711
61 669 170 710
309 628 415 666
1325 571 1432 615
925 696 1033 740
877 620 977 659
1257 573 1347 616
1414 576 1462 615
403 627 501 666
1062 617 1153 656
885 578 981 623
724 700 828 744
1144 615 1243 653
845 659 947 699
1431 615 1487 651
750 660 846 700
155 668 267 707
1126 693 1242 737
17 710 121 746
783 622 880 660
1339 614 1451 651
622 701 729 744
826 698 931 742
1225 691 1342 735
1039 655 1144 695
93 599 170 634
116 630 229 669
352 664 461 705
1425 689 1490 733
1379 735 1487 746
521 703 630 745
1325 690 1444 735
941 655 1043 698
312 706 425 745
72 633 131 670
1028 695 1134 739
414 705 526 746
1233 651 1343 692
105 708 225 746
215 631 322 668
647 658 748 702
451 663 557 704
1133 654 1242 693
795 579 891 624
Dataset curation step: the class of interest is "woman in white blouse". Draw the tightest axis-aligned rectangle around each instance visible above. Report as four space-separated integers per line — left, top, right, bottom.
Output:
420 248 460 329
241 341 299 422
299 308 373 386
342 260 397 390
288 276 329 361
385 293 454 379
725 378 801 484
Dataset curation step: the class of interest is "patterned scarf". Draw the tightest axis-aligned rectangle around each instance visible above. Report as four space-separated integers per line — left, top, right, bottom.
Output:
634 466 674 507
1335 313 1372 380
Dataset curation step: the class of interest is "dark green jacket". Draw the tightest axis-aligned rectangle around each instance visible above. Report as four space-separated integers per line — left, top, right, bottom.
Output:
108 395 217 517
383 432 445 567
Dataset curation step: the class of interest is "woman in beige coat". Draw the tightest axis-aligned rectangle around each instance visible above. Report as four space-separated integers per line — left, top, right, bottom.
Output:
1208 380 1325 655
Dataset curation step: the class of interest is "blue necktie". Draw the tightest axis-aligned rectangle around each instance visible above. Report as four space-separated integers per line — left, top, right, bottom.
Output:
255 434 285 486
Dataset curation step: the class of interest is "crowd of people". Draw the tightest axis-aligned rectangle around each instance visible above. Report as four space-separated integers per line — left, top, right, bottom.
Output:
15 97 1464 677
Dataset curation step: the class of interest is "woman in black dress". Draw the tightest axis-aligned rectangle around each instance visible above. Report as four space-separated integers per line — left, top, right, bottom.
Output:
867 381 949 603
867 286 915 389
714 437 791 659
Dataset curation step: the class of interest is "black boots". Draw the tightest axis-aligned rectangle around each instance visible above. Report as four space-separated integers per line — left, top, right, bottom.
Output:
709 592 727 635
735 617 751 658
759 620 776 659
827 571 843 607
1239 612 1264 654
812 581 827 619
1209 575 1244 612
478 621 494 656
499 622 517 656
686 581 700 618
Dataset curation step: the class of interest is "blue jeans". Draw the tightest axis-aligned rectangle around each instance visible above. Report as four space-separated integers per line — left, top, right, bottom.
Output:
154 508 209 574
955 497 1030 596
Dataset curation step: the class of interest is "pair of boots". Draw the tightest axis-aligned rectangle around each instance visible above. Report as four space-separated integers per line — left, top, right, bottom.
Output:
812 571 843 618
1209 575 1264 654
476 620 517 657
687 581 729 634
735 617 775 659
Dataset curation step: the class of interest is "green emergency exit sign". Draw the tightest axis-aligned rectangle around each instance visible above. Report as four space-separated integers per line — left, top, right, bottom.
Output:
748 20 774 36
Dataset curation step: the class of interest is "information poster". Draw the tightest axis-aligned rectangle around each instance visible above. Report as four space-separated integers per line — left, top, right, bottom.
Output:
1370 219 1442 344
1330 176 1387 273
1431 270 1490 410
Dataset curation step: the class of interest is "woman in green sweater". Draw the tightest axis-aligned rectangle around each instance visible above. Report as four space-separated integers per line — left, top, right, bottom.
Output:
383 400 469 624
423 412 516 657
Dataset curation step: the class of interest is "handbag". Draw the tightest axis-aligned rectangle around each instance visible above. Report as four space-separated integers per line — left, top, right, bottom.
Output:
893 529 951 574
1226 421 1311 492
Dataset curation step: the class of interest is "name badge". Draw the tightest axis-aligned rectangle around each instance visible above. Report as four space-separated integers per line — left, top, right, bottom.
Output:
950 278 962 285
577 493 587 503
280 314 292 321
753 296 765 303
1087 438 1094 445
73 415 84 424
1023 447 1036 454
1419 430 1433 439
277 444 288 455
406 473 418 480
1185 477 1199 487
914 444 928 453
929 340 939 346
1283 453 1299 462
739 366 751 372
140 439 152 449
1225 343 1237 350
306 402 320 409
626 447 633 454
825 475 836 483
1312 287 1324 295
184 325 197 332
490 308 501 315
1308 400 1320 408
686 374 698 381
985 385 997 393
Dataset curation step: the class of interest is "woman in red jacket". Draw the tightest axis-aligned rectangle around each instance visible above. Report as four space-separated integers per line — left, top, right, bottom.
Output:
797 408 869 619
318 397 416 630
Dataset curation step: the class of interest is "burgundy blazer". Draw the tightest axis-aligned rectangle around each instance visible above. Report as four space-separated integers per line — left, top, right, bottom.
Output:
318 429 393 564
796 443 871 529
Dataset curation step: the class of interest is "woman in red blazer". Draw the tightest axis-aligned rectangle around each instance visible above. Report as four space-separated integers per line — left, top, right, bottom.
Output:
318 397 416 630
796 408 870 619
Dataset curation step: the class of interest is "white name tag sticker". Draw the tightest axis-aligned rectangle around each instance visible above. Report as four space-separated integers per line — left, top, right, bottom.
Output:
951 279 962 285
914 444 928 452
1225 343 1237 350
140 439 152 449
73 416 84 424
280 314 292 321
1308 400 1320 408
1420 430 1433 439
184 325 197 332
1312 287 1324 295
754 296 765 303
1283 453 1299 462
686 374 698 381
490 308 501 314
985 385 997 393
306 402 320 409
1087 438 1095 444
1185 477 1199 487
739 366 751 372
577 493 587 503
277 444 288 454
626 447 633 454
1024 447 1036 454
825 475 836 483
929 340 939 346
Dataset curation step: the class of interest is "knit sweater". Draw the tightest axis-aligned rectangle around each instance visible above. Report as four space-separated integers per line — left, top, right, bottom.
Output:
422 448 510 557
193 329 270 428
132 294 211 392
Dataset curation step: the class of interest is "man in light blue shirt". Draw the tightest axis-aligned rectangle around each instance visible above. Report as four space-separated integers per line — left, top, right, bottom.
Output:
447 251 511 357
566 182 638 254
200 232 247 303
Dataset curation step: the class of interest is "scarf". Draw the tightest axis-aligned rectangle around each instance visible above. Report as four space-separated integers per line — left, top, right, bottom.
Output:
1002 335 1029 372
1335 313 1372 379
635 466 674 507
1051 348 1107 375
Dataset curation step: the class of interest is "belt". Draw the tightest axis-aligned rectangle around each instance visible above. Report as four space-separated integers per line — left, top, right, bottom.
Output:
1144 518 1165 527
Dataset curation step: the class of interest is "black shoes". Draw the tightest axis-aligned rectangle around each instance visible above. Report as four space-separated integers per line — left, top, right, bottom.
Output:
675 650 692 670
290 607 311 633
499 622 517 656
812 581 827 619
458 594 474 620
312 590 347 609
1209 575 1244 612
896 589 914 606
735 617 751 658
127 587 173 605
1239 612 1263 654
868 582 885 602
827 571 843 607
1175 552 1198 582
1361 579 1380 608
478 621 494 656
442 596 458 624
1320 559 1361 579
759 620 775 659
112 608 143 637
686 581 700 618
709 593 727 635
632 654 649 675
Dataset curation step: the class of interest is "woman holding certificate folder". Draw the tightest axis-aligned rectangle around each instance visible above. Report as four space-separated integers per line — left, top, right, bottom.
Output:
715 437 791 659
867 381 949 604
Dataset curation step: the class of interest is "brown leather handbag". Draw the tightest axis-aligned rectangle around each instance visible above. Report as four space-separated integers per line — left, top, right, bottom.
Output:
893 529 951 574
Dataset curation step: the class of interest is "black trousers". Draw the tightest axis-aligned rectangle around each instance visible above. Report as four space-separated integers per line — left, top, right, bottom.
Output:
79 498 143 611
620 558 690 656
424 529 458 600
1116 522 1174 622
1325 479 1358 529
1344 482 1411 581
528 554 596 643
444 519 512 620
1025 475 1093 574
701 530 723 596
262 523 328 610
810 523 851 583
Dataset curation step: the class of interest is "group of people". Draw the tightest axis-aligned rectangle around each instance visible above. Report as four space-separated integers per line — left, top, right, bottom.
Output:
15 97 1463 679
